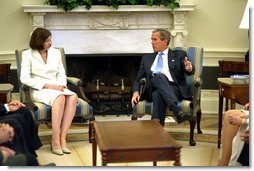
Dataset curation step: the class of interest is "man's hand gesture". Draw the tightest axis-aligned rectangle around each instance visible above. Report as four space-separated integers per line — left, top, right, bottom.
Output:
183 57 193 72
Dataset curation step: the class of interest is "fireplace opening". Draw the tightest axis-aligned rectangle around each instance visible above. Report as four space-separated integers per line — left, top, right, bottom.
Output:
66 54 144 115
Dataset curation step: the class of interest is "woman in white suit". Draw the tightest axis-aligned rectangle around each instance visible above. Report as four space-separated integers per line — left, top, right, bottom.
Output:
20 28 78 155
217 103 249 166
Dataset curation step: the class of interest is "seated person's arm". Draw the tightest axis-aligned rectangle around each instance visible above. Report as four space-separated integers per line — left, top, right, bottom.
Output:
228 112 249 126
243 103 249 110
0 146 16 165
131 91 140 108
182 56 195 75
0 123 14 144
240 127 249 143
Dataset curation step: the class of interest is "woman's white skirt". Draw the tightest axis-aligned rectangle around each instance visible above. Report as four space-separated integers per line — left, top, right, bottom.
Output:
31 88 76 106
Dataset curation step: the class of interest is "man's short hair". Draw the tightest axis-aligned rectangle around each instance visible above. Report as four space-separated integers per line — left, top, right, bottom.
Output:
152 29 170 45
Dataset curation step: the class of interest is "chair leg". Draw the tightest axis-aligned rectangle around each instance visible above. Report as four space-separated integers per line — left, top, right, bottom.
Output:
131 114 138 120
196 109 203 134
131 113 146 120
88 115 95 143
188 116 196 146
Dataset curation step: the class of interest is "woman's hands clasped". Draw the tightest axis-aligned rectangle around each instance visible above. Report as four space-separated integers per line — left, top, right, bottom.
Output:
44 83 65 91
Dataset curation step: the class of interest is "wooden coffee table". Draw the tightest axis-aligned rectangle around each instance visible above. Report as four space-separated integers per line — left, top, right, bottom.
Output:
92 120 182 166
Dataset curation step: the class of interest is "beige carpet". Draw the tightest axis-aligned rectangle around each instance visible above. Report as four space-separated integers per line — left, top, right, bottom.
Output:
36 140 220 166
36 114 220 166
39 114 218 144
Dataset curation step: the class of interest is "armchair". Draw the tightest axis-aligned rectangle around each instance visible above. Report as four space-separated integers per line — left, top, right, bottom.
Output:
132 47 203 146
15 48 95 142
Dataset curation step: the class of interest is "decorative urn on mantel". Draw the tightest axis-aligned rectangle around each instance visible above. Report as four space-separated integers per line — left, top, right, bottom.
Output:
22 4 196 54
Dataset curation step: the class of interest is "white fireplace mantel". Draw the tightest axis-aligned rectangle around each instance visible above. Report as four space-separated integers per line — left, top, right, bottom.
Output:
22 5 196 54
23 4 196 12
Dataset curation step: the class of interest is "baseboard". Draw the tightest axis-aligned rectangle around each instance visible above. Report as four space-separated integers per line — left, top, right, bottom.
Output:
201 90 219 115
201 89 244 115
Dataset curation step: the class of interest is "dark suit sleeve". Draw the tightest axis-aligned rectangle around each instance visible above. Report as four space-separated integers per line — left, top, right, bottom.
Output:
0 151 4 165
132 55 147 93
173 50 195 98
0 103 7 117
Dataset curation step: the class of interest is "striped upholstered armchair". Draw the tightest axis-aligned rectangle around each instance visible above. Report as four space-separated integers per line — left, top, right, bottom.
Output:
15 48 94 142
132 47 204 146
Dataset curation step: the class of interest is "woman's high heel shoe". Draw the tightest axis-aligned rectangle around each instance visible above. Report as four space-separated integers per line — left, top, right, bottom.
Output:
50 143 64 155
62 147 71 154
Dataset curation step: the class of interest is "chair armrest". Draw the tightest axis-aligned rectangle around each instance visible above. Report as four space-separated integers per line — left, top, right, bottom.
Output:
139 78 146 86
67 77 82 86
138 78 146 96
193 77 201 87
67 77 91 103
192 77 202 106
22 84 38 111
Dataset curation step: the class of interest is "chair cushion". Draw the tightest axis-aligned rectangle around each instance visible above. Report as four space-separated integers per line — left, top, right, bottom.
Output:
133 100 192 116
33 98 93 120
133 101 154 114
175 100 192 114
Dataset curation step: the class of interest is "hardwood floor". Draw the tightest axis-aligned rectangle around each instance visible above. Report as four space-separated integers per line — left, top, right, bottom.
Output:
36 114 221 166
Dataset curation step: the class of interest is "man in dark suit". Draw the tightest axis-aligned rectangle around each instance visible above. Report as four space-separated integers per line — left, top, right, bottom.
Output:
0 101 55 166
0 122 39 166
131 28 194 126
0 101 42 155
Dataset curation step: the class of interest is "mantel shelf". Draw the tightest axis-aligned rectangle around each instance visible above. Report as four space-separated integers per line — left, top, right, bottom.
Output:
22 4 196 13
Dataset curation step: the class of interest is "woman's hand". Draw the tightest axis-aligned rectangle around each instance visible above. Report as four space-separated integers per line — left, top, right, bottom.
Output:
228 115 243 125
44 84 65 91
240 128 249 142
243 103 249 110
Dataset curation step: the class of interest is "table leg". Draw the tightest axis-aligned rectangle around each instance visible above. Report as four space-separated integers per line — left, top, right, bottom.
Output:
92 126 97 166
231 100 236 109
225 99 229 111
101 152 107 166
218 95 223 149
174 150 181 166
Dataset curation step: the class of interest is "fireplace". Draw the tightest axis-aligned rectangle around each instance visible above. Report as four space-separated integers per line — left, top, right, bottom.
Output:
22 4 196 114
66 54 143 114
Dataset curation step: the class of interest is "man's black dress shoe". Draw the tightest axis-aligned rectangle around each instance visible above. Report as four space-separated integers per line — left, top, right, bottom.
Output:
175 111 193 124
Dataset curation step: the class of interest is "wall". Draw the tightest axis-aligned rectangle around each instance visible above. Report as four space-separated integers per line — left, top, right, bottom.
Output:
185 0 249 67
185 0 248 48
0 0 249 60
0 0 249 114
0 0 45 67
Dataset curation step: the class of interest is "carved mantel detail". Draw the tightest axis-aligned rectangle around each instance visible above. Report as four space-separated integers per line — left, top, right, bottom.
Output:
23 5 196 54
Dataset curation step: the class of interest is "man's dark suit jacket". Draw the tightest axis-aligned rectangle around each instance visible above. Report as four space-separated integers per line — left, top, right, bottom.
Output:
0 103 7 117
133 48 195 101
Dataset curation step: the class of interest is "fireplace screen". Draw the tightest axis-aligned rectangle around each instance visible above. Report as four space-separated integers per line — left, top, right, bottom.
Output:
66 54 143 115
